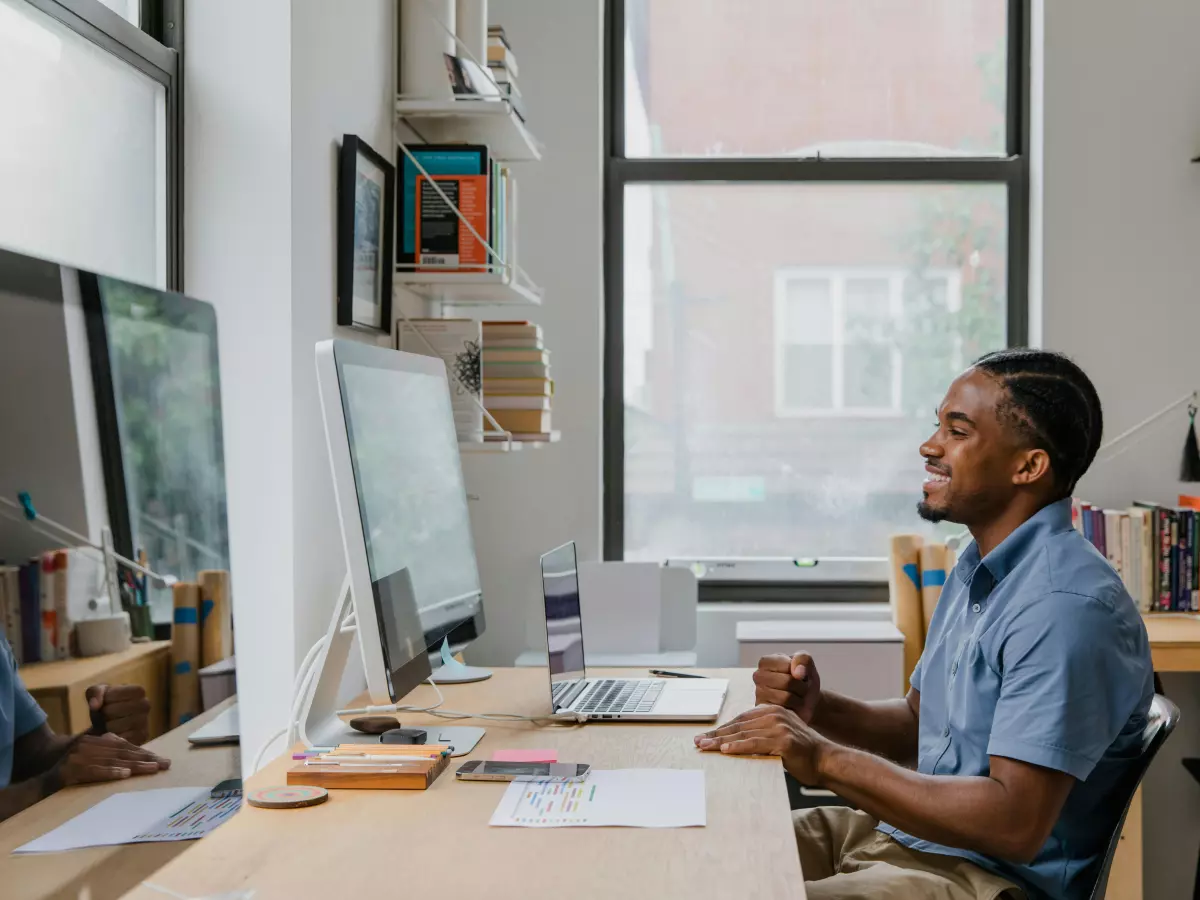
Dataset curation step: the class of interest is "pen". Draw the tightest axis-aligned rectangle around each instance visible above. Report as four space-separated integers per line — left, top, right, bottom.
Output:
650 669 707 679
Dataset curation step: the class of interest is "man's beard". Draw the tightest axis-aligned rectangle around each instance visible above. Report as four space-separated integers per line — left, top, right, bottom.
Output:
917 499 949 522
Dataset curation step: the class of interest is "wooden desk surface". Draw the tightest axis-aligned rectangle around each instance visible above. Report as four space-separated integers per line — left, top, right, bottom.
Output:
1144 613 1200 672
119 668 804 900
0 697 239 900
19 642 172 692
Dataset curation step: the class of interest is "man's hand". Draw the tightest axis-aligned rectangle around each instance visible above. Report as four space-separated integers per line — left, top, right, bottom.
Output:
47 733 170 790
695 705 830 784
752 653 821 722
86 683 152 745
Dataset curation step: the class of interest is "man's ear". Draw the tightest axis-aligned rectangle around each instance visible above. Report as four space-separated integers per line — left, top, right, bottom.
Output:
1012 448 1052 487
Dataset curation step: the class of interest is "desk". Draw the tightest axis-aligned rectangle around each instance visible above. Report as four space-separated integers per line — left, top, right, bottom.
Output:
1106 614 1200 899
0 697 239 900
119 668 803 900
19 642 172 740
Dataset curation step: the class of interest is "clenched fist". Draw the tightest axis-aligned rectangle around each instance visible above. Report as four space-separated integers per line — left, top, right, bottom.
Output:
86 683 152 745
752 653 822 722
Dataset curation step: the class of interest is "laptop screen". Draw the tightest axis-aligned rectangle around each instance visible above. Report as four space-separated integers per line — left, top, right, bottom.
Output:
540 542 586 696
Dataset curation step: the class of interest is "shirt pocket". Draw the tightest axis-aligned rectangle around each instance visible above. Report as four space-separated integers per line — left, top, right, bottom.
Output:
946 638 1001 758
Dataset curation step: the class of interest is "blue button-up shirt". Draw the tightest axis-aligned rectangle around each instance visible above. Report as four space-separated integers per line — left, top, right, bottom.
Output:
1 632 47 787
878 499 1153 900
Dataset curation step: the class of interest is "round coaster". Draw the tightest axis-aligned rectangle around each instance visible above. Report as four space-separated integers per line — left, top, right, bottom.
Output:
246 785 329 809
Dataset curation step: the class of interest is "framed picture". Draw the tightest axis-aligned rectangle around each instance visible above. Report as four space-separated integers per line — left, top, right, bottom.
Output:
337 135 395 333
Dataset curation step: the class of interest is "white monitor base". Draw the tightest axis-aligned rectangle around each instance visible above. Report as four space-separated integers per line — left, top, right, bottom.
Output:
430 664 493 684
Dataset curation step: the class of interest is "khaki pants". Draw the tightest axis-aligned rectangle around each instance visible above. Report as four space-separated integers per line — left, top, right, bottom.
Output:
794 807 1026 900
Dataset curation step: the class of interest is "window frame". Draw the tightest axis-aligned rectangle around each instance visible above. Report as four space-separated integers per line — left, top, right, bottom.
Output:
602 0 1031 569
22 0 184 291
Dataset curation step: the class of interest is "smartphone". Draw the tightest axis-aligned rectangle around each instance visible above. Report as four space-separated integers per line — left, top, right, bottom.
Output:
455 761 591 783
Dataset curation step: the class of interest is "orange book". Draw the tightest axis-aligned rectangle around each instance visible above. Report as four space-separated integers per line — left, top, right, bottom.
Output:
416 174 489 273
1180 495 1200 511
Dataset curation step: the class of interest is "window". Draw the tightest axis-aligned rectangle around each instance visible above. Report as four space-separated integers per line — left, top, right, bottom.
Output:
774 268 962 417
606 1 1028 567
0 0 182 289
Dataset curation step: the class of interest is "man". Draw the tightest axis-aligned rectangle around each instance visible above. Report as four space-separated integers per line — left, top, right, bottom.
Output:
696 349 1153 900
0 631 169 823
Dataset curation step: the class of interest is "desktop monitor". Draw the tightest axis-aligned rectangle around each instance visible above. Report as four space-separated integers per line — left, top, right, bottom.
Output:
314 339 486 705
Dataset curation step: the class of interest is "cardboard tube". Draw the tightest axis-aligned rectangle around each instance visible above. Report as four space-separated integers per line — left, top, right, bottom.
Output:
198 570 232 668
888 534 925 689
170 583 202 726
919 543 951 632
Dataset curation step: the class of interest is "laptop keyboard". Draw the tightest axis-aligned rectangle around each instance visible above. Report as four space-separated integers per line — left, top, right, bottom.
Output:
576 679 664 716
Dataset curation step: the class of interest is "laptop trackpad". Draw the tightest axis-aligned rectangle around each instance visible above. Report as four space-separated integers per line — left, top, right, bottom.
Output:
657 689 728 717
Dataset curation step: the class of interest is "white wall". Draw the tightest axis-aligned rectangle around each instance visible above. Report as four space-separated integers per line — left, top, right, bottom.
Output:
1042 1 1200 896
459 0 605 668
186 0 397 769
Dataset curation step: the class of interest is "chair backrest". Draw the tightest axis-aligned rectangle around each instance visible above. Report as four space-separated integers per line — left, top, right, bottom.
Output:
1089 694 1180 900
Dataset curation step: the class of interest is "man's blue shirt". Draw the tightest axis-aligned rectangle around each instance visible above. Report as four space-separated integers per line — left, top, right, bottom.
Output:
878 499 1154 899
0 632 47 788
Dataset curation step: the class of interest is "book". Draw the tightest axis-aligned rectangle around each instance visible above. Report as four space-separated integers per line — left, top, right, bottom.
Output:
398 145 489 267
1132 507 1155 613
482 321 542 341
483 338 545 350
481 362 550 380
443 53 472 94
416 175 490 273
484 431 559 443
482 395 551 411
1103 510 1123 578
486 408 551 434
52 550 69 659
19 560 40 664
481 348 550 364
0 567 14 655
1119 513 1133 599
482 377 553 396
487 25 512 51
397 319 484 441
486 41 519 76
1128 509 1147 611
39 553 56 662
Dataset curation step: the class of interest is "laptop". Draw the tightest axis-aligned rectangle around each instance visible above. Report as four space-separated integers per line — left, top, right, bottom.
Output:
539 542 729 721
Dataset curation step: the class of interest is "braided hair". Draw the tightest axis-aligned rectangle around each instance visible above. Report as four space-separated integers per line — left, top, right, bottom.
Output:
972 349 1104 499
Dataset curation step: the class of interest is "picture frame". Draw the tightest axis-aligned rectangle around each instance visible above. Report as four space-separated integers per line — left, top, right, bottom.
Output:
337 135 395 333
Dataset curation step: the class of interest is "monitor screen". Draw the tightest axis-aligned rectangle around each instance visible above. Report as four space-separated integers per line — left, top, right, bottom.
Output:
540 542 585 690
337 358 484 673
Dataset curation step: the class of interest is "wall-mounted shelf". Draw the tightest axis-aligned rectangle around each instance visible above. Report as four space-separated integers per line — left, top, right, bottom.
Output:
460 432 561 453
395 97 543 163
394 269 543 306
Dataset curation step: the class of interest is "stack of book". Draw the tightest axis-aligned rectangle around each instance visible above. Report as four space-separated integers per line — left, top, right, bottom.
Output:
487 26 527 122
1072 497 1200 612
482 320 554 442
0 549 104 663
398 144 517 277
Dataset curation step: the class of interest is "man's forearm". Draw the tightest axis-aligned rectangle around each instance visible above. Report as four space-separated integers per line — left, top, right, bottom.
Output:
815 743 1038 863
0 773 54 824
809 692 918 766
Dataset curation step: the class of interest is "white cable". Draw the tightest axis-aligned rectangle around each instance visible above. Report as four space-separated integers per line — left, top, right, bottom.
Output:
250 728 287 774
249 634 329 771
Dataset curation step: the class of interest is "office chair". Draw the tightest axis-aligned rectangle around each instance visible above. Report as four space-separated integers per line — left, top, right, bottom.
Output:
1089 694 1180 900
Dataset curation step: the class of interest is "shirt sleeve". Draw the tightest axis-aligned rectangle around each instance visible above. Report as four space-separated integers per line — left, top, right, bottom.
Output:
3 636 47 740
909 655 924 694
987 593 1146 780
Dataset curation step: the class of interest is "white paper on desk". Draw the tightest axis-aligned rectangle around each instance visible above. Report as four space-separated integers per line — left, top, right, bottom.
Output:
14 786 238 854
489 769 706 828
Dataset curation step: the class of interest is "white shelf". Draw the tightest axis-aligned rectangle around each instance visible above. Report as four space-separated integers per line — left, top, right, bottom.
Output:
395 97 543 162
394 270 542 306
460 432 561 453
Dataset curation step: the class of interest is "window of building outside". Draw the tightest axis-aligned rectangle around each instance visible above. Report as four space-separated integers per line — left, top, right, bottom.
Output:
607 1 1027 570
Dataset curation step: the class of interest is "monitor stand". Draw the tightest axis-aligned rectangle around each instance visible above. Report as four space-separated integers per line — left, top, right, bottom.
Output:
430 639 493 684
297 576 485 756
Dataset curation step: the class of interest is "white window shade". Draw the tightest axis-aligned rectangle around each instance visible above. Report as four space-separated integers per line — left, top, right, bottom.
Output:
0 0 166 287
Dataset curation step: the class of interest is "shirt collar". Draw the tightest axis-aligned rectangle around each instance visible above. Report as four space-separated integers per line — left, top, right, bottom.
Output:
958 498 1074 585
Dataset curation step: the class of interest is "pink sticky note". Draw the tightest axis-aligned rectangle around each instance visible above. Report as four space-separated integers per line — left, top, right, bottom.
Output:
493 749 558 763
